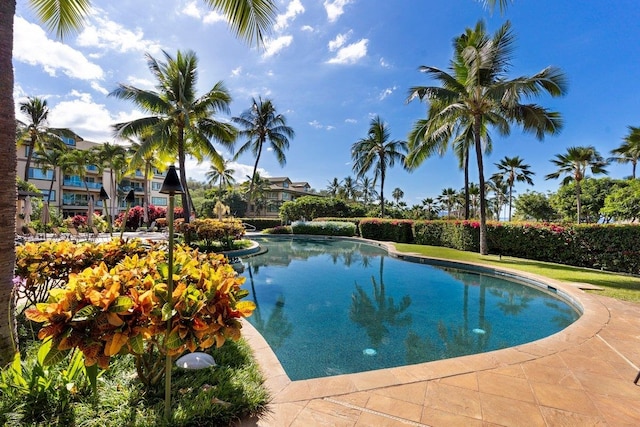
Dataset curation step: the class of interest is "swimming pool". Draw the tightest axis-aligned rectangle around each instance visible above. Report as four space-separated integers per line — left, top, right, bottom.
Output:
241 236 580 381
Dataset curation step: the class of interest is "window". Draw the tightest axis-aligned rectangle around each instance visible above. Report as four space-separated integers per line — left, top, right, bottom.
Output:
62 137 75 146
28 168 54 180
282 181 289 188
151 197 167 206
282 192 291 201
41 190 56 202
151 182 162 191
86 165 98 171
267 192 278 199
267 204 279 213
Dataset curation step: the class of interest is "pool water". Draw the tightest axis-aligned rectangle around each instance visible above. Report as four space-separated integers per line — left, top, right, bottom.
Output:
241 237 579 381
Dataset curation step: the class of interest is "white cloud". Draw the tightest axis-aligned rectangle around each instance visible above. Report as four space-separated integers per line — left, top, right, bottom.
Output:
345 118 357 124
378 86 397 101
301 25 315 32
49 92 114 142
380 57 390 68
181 1 226 24
309 120 323 129
275 0 305 31
231 66 243 77
263 35 293 58
327 38 368 64
328 31 352 51
14 17 104 81
76 15 162 54
324 0 354 23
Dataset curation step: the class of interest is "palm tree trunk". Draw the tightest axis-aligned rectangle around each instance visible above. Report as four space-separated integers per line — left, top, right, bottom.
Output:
473 115 488 255
23 138 35 181
0 0 18 364
380 166 386 217
143 163 150 225
177 133 191 222
248 145 263 218
508 184 513 221
633 161 637 180
464 148 470 220
576 181 582 224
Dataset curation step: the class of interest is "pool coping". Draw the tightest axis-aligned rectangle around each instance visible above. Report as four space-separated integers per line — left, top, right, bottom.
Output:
240 235 610 404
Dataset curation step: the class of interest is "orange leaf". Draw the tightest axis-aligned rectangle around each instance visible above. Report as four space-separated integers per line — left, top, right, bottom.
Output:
105 332 128 356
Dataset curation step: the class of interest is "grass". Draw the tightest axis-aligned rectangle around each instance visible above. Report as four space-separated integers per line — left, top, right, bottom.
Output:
0 337 269 427
193 238 254 253
394 243 640 303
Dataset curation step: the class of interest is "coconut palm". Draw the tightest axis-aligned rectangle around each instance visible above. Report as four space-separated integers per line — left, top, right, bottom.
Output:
326 177 342 197
437 188 458 219
491 156 535 221
407 20 566 254
0 0 277 368
610 126 640 179
357 176 378 207
352 116 407 217
232 97 294 216
111 49 237 222
342 176 359 201
205 158 236 200
545 146 608 223
486 174 509 221
16 96 74 181
33 138 69 206
392 187 404 205
92 142 127 217
421 197 439 219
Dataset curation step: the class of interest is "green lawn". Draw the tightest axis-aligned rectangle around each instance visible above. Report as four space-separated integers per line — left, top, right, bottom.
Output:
394 243 640 303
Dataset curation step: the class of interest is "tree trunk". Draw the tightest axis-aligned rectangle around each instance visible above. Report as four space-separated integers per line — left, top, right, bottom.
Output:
463 147 470 220
0 0 18 365
177 132 191 222
380 167 385 218
473 115 488 255
247 143 263 218
576 180 582 224
508 184 513 221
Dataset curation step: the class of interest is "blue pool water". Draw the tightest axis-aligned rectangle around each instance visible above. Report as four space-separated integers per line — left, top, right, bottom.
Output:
241 237 579 381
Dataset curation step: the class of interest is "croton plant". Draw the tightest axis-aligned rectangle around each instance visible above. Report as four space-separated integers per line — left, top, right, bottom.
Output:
24 240 255 386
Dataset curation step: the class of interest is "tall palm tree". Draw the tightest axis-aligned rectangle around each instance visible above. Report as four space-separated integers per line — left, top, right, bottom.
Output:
545 146 608 223
93 142 127 218
239 172 271 216
352 116 407 217
16 96 74 181
486 174 508 221
60 147 96 200
406 20 566 254
205 158 236 200
33 138 69 206
610 126 640 179
1 0 277 366
421 197 439 219
392 187 404 205
491 156 535 221
232 97 294 216
111 49 237 222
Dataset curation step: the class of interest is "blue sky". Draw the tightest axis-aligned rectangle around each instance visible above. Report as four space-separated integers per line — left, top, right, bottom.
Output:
13 0 640 206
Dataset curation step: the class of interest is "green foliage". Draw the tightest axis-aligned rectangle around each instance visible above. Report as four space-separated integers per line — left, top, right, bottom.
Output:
550 178 621 223
17 177 42 195
600 180 640 221
184 218 246 250
414 220 479 251
359 218 414 243
280 196 366 221
262 225 292 234
291 221 356 237
513 191 559 222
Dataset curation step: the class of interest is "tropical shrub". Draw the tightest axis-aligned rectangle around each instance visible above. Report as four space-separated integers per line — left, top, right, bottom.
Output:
359 218 414 243
238 218 281 230
25 244 255 389
263 225 292 234
291 221 356 237
279 196 366 221
188 218 246 250
313 217 363 235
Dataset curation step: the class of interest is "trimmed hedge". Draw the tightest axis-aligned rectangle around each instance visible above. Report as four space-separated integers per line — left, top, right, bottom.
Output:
313 217 363 235
412 220 640 275
263 225 293 234
291 221 356 237
359 218 414 243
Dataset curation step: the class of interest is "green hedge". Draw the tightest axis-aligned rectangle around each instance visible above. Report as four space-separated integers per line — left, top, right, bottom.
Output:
291 221 356 237
239 218 282 230
313 217 363 235
359 218 414 243
411 220 640 275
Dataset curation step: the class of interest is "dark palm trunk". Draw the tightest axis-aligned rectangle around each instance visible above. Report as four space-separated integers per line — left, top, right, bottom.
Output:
576 180 582 224
247 141 263 218
473 115 488 255
380 166 386 217
178 132 191 222
508 183 513 221
464 147 470 220
23 137 36 181
0 0 18 364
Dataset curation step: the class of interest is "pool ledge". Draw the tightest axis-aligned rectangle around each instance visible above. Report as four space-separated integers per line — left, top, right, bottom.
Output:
241 236 611 404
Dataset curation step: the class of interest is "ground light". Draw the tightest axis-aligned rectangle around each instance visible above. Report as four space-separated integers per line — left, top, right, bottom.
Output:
159 165 184 422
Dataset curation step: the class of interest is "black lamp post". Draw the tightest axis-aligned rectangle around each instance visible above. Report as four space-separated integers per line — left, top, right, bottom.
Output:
159 165 184 421
119 189 136 239
99 186 111 236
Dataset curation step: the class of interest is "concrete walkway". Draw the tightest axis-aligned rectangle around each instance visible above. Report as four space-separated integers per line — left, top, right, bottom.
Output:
240 269 640 426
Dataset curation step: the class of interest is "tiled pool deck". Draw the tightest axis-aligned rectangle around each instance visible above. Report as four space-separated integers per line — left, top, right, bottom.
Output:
239 254 640 426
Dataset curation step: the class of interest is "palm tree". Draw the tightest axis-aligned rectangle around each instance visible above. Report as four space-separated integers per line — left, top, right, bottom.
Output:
392 187 404 205
16 96 74 181
437 188 458 219
352 116 407 217
93 142 127 218
1 0 277 367
205 158 236 200
111 49 237 222
486 174 509 221
610 126 640 179
545 146 608 223
232 97 294 217
421 197 439 219
60 147 96 201
357 176 378 207
342 176 359 201
406 20 566 254
33 138 69 206
326 177 342 197
491 156 535 221
239 172 271 216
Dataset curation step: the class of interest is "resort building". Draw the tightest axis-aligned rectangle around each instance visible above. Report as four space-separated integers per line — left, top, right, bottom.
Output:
16 135 167 219
250 177 313 217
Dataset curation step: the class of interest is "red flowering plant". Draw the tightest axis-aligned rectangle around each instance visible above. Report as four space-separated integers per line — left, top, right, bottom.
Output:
25 244 255 389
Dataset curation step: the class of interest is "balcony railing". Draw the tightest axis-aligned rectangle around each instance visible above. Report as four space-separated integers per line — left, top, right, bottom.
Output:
63 179 103 189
